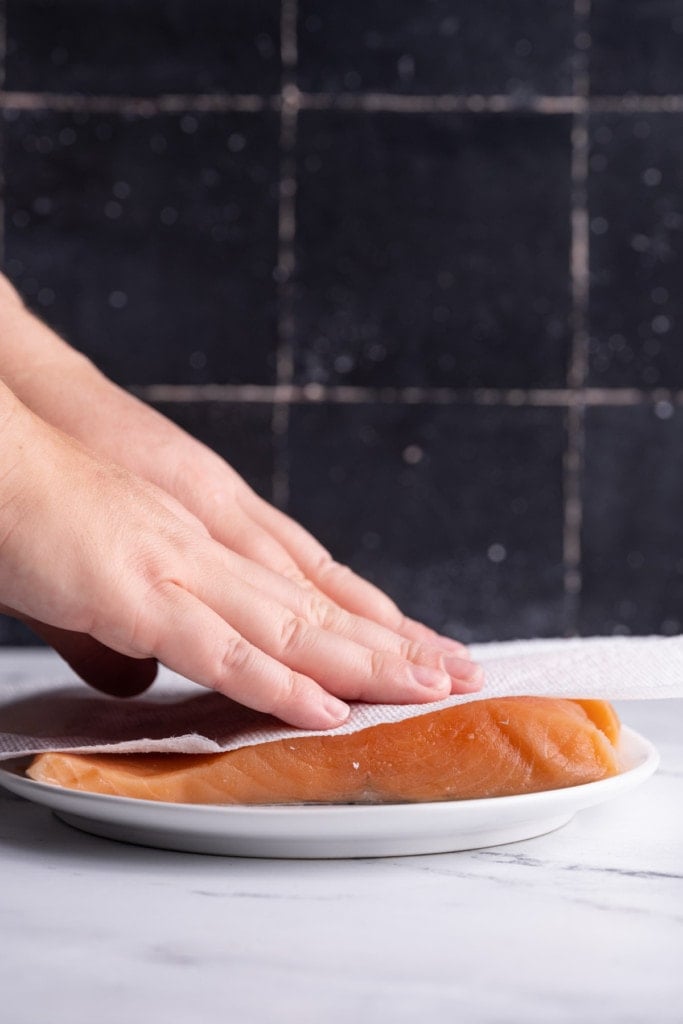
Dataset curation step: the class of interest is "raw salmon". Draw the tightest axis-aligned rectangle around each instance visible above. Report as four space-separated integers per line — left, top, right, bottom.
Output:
26 697 621 804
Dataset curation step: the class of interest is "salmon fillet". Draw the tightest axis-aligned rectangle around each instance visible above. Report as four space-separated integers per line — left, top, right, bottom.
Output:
26 697 621 805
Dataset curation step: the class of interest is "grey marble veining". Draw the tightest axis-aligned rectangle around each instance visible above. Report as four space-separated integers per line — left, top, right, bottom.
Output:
0 650 682 1023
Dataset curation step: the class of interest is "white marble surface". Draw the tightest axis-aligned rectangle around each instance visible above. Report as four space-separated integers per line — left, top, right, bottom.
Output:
1 650 682 1023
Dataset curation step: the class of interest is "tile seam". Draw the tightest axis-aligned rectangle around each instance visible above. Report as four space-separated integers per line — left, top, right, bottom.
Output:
563 0 591 634
136 384 672 407
271 0 299 508
3 91 683 116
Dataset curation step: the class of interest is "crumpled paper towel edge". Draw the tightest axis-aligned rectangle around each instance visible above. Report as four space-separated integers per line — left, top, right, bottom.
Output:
1 634 682 761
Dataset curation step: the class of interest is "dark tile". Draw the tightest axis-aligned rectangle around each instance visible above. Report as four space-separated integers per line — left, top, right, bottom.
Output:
151 401 274 501
3 109 280 387
287 403 566 642
294 111 572 388
0 618 44 646
298 0 575 96
580 405 683 635
588 114 683 388
590 0 683 96
6 0 281 95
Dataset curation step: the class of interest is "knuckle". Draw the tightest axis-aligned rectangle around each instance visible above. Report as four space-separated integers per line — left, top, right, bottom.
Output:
135 543 184 592
369 648 393 682
281 564 311 587
277 614 311 656
219 634 253 676
396 637 428 664
301 593 340 632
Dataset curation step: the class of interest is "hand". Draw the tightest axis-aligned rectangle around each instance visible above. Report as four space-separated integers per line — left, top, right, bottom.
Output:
0 387 482 728
0 280 481 693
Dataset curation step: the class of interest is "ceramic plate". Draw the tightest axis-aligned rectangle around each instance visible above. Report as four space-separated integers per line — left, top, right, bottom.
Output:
0 727 659 858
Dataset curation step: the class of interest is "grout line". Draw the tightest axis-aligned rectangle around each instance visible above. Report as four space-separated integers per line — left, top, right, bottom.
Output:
563 0 592 635
297 92 582 114
3 89 683 117
271 0 299 509
563 403 584 612
137 384 676 408
568 52 591 388
0 91 274 114
280 0 298 68
589 94 683 112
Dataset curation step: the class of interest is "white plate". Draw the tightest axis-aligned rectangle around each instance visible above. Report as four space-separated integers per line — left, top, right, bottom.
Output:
0 727 659 859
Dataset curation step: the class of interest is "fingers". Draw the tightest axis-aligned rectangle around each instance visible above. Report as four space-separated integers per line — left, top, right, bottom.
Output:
122 584 350 730
297 598 482 696
166 554 477 705
193 524 482 694
207 507 481 689
247 570 481 695
17 617 158 697
111 571 456 727
241 491 471 656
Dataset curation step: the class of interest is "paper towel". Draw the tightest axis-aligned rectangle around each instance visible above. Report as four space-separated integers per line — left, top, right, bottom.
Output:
1 635 682 761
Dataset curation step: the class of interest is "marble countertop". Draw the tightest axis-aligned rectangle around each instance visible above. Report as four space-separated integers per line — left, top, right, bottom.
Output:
0 651 682 1023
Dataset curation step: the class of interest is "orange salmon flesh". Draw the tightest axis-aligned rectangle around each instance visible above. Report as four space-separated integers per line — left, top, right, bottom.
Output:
27 697 621 805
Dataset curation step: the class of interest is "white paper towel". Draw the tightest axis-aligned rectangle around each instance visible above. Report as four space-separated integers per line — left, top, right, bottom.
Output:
1 635 682 761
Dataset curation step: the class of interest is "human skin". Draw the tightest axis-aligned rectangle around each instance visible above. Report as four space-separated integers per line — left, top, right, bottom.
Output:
0 277 482 726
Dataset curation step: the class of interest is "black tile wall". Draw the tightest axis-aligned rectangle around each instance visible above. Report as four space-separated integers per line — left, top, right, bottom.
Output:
294 111 572 389
581 405 683 635
6 0 282 95
287 404 566 641
591 0 683 96
588 113 683 388
1 2 682 648
298 0 575 96
4 109 280 387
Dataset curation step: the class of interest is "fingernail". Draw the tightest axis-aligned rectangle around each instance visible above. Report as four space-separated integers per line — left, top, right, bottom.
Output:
443 656 484 690
320 694 350 725
409 665 451 693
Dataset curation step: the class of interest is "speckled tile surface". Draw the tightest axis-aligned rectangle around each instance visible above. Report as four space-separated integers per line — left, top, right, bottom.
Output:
287 403 566 640
293 110 572 389
297 0 575 96
5 0 282 95
581 404 683 635
1 1 683 645
4 109 280 387
588 113 683 388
